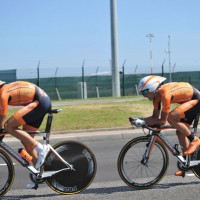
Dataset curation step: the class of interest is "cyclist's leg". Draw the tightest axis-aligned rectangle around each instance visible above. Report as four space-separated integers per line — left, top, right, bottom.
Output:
4 115 41 189
168 102 194 135
175 130 190 176
5 99 51 166
181 100 200 155
22 124 38 164
168 99 200 155
168 109 190 153
4 116 38 149
168 101 196 176
22 135 39 189
21 98 51 169
175 130 190 152
22 125 43 190
13 100 50 189
4 101 43 157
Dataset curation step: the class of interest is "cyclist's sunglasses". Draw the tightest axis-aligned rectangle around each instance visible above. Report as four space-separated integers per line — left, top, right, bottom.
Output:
140 89 149 96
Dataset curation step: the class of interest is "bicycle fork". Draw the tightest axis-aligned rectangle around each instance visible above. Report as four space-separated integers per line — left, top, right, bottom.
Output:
141 135 157 165
142 134 186 167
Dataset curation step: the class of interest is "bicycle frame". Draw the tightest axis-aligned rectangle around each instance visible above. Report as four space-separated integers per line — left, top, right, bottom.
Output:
141 112 200 169
0 108 97 197
144 127 200 169
0 109 74 179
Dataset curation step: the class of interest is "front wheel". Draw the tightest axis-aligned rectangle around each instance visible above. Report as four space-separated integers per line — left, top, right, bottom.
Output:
190 147 200 178
118 136 169 189
43 141 97 195
0 149 15 197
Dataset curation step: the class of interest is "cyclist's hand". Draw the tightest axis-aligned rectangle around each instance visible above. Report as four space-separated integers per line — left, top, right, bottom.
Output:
129 117 137 125
129 118 145 127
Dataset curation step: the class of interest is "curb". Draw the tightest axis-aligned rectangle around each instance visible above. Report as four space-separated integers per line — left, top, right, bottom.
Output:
4 125 200 142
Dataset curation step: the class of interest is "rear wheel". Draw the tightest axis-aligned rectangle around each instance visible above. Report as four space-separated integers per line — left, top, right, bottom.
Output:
43 141 97 194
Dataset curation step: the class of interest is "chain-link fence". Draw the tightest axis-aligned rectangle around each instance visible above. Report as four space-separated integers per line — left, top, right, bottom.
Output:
22 71 200 100
1 68 200 100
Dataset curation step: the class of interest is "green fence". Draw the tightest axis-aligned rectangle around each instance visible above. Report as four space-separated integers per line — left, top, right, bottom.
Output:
21 71 200 100
0 69 17 82
1 69 200 100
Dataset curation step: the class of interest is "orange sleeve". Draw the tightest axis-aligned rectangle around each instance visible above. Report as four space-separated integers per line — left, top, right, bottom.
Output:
153 97 161 110
0 93 9 115
159 88 171 113
161 94 171 113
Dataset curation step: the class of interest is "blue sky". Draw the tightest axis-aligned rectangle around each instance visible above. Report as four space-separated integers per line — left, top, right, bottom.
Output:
1 0 200 77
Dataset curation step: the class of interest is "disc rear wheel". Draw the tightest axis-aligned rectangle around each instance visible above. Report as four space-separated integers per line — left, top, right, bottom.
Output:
43 141 97 194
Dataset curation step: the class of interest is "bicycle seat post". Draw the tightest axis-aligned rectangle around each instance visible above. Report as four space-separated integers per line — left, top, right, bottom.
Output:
44 112 53 144
193 113 200 136
43 109 61 144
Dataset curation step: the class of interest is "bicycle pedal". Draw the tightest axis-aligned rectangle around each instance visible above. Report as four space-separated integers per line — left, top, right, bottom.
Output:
181 172 186 178
27 183 38 190
33 184 38 190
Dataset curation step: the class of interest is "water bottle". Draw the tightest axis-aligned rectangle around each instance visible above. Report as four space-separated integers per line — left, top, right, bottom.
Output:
18 148 33 163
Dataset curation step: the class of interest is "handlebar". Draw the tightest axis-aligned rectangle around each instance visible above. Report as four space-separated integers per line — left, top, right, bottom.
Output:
129 117 173 132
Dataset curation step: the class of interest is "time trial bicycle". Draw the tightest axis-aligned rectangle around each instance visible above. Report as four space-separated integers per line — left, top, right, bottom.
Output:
118 114 200 189
0 108 97 197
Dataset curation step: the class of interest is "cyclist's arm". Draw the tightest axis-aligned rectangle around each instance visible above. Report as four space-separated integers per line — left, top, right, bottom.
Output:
0 115 6 129
0 94 9 129
144 109 168 126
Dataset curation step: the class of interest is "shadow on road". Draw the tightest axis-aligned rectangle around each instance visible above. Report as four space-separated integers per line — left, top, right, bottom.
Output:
2 180 200 199
2 193 58 200
84 180 200 194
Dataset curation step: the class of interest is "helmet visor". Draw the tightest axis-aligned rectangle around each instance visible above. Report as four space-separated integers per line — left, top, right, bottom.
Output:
140 89 149 96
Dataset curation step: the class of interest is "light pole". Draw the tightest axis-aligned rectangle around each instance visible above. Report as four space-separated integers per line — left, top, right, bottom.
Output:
168 35 172 82
165 35 172 82
37 60 40 87
110 0 120 97
95 66 100 98
121 59 126 96
146 33 155 74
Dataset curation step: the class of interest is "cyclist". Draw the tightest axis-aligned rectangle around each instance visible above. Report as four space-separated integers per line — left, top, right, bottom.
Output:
136 75 200 176
0 80 51 187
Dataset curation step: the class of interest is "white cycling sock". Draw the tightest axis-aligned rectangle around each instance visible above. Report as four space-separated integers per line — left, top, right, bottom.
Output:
34 143 43 153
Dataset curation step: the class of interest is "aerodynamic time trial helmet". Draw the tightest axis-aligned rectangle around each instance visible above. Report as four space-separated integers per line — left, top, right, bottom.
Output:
138 75 166 95
0 80 6 87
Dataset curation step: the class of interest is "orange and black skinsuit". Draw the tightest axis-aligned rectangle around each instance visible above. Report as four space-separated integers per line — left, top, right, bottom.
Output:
154 82 200 126
0 81 51 130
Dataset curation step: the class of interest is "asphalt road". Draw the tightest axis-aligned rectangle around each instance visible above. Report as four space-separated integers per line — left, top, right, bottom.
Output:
2 128 200 200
